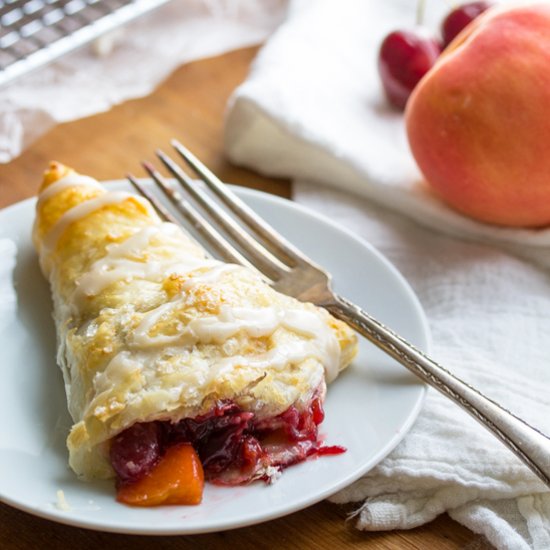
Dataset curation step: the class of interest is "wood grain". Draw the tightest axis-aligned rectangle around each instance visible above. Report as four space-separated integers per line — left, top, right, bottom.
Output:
0 47 288 207
0 46 492 550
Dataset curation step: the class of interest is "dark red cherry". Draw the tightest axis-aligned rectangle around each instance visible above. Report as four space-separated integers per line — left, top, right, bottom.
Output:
442 2 492 47
378 29 441 110
110 422 161 484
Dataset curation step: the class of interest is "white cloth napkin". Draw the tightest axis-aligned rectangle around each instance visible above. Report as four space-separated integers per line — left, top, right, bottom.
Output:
225 0 550 265
224 0 550 548
0 0 287 163
295 185 550 550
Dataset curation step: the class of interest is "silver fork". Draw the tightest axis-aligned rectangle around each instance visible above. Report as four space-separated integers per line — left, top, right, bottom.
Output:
128 139 550 488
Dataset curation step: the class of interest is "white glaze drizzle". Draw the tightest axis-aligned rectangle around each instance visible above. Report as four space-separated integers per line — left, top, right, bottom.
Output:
130 302 340 382
73 222 241 301
41 191 158 263
43 184 341 384
73 223 222 299
180 263 239 289
205 337 338 384
131 302 276 348
37 174 103 207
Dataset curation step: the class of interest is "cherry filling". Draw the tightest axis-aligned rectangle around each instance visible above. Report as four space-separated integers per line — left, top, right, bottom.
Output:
110 396 345 488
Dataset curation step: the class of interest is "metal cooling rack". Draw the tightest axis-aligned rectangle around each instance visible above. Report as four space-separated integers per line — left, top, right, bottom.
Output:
0 0 171 87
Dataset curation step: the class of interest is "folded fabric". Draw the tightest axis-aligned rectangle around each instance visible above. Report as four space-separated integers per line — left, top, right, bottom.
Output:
224 0 550 265
294 183 550 550
224 0 550 548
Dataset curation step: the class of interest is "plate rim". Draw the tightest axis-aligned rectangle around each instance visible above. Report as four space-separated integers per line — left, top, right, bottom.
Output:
0 183 428 534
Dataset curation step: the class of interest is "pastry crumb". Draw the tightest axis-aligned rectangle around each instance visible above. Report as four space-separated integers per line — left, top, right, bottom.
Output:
56 489 70 511
264 466 282 484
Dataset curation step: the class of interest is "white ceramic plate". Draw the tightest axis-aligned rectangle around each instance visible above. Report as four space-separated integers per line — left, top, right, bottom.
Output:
0 182 429 534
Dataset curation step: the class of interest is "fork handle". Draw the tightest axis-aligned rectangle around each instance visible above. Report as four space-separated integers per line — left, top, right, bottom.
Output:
326 294 550 488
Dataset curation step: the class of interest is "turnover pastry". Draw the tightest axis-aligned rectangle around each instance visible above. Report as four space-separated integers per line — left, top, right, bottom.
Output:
33 162 358 506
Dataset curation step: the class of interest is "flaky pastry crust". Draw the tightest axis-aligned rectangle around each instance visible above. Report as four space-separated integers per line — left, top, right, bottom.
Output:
33 162 357 479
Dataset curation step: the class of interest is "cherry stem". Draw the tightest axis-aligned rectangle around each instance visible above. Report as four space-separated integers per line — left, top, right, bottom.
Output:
416 0 426 26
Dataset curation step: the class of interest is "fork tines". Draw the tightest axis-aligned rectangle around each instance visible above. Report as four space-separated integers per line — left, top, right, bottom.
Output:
128 141 314 283
128 166 250 269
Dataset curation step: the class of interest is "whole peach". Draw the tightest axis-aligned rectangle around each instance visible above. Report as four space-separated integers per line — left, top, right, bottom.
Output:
405 3 550 227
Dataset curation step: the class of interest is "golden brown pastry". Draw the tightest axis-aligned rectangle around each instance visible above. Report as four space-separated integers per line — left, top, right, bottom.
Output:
33 162 357 503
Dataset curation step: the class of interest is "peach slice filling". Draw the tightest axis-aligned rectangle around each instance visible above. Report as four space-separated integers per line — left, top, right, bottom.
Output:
116 444 204 507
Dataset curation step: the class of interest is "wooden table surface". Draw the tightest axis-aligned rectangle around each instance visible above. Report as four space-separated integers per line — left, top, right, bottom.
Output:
0 46 492 550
